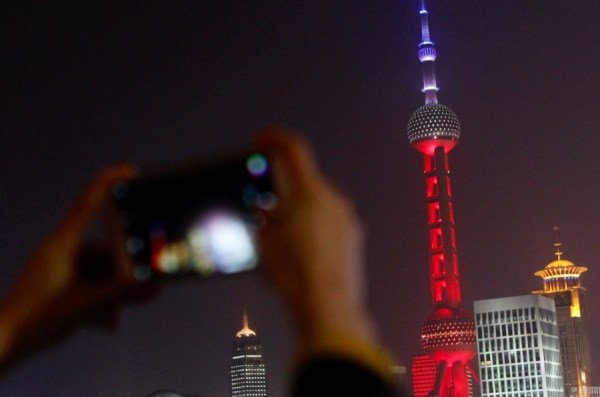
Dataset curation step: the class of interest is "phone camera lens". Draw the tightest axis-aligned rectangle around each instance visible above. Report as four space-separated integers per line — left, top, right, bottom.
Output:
257 191 277 210
126 236 145 254
120 210 135 226
134 265 152 281
246 153 268 176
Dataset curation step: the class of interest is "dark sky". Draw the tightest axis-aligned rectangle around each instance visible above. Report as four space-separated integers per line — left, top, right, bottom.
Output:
3 1 600 396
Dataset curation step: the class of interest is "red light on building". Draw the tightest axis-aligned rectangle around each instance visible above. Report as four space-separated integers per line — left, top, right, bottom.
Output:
412 354 437 397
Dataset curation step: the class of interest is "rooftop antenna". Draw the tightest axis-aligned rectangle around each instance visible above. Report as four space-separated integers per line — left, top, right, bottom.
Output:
418 0 439 104
552 225 563 260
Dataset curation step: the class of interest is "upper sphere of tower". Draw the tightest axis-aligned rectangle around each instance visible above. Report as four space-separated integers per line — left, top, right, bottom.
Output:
407 103 461 155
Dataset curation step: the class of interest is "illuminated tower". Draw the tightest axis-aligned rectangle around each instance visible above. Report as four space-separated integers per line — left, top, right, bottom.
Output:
229 312 267 397
407 2 477 397
533 230 592 397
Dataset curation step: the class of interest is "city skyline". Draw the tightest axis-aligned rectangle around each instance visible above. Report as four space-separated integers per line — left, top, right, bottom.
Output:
3 1 600 396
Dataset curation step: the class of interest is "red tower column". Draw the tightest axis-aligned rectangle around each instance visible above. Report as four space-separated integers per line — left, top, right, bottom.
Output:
426 146 461 309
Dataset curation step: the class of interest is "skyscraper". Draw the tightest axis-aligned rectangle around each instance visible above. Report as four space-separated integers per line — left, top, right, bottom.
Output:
474 294 564 397
229 312 267 397
533 233 592 397
407 2 477 397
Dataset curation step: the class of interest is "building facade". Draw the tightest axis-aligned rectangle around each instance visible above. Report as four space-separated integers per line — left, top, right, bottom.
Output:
533 240 592 397
229 312 267 397
474 294 564 397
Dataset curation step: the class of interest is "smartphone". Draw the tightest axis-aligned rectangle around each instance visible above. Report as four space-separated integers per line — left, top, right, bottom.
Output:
111 151 277 281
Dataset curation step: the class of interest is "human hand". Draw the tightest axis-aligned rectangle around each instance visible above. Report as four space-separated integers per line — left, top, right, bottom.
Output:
0 163 149 373
254 127 377 346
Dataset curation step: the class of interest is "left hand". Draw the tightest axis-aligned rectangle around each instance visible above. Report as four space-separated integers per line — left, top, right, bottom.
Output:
0 163 152 373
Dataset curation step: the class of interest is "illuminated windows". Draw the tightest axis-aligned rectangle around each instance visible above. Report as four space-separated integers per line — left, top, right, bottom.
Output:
474 295 564 397
425 176 439 198
428 203 441 224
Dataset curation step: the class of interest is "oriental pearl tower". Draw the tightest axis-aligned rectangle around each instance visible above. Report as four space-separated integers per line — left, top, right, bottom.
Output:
407 2 477 397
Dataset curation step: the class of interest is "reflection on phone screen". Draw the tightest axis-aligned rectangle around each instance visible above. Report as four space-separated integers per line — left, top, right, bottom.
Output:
114 152 275 281
148 209 257 276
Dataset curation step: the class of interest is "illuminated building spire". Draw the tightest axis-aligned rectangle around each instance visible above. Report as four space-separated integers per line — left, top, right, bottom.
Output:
533 230 588 296
236 310 256 337
408 0 462 310
553 225 563 260
418 0 439 104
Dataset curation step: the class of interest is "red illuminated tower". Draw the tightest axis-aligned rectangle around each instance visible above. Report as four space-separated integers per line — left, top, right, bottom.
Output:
408 2 477 397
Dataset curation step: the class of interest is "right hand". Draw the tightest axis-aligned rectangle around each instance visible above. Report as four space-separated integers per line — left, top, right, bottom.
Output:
254 127 377 345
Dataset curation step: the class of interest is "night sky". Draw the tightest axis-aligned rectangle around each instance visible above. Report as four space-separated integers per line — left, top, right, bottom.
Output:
3 1 600 396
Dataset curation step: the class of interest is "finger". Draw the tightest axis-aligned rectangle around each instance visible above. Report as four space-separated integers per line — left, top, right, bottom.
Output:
253 126 324 195
77 241 118 282
55 163 138 249
102 196 137 281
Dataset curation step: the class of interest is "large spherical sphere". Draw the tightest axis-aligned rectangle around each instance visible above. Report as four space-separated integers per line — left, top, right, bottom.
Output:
407 103 461 154
420 307 476 364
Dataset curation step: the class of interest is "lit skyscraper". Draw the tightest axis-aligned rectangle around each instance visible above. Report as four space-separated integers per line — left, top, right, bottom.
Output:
533 232 592 397
474 294 564 397
229 312 267 397
407 2 477 396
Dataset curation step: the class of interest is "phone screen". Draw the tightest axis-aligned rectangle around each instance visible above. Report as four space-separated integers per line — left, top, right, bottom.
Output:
111 152 276 281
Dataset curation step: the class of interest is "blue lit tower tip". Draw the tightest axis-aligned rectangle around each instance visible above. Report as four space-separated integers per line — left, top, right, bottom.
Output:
408 0 461 156
418 0 437 104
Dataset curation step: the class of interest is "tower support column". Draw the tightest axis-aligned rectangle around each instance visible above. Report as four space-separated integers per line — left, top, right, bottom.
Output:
451 360 468 397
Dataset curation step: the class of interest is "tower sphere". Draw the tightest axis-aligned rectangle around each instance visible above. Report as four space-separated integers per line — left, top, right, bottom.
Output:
407 103 461 155
420 307 476 364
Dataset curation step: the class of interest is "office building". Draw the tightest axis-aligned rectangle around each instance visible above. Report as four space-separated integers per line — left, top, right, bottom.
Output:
474 294 564 397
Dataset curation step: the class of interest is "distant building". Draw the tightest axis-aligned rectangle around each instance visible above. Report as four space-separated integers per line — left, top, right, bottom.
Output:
229 312 267 397
474 294 564 397
533 236 592 397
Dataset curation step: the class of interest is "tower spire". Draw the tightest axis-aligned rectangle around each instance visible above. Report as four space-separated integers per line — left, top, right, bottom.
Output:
553 225 563 260
236 310 256 337
419 0 431 42
418 0 439 104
